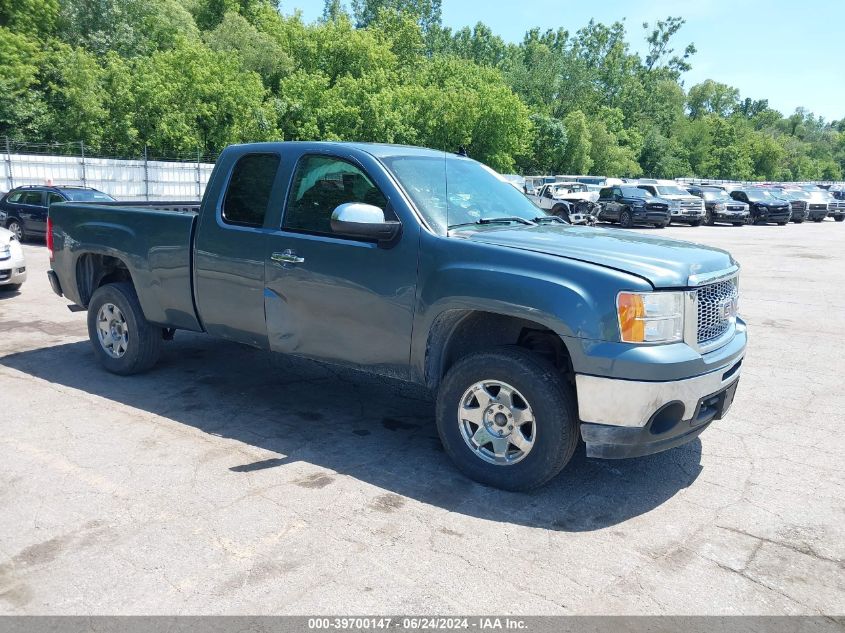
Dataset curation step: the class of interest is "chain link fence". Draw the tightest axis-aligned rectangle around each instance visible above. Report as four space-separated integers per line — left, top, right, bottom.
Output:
1 139 218 201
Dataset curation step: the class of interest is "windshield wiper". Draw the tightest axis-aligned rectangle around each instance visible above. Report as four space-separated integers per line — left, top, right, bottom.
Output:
448 216 536 229
533 216 567 224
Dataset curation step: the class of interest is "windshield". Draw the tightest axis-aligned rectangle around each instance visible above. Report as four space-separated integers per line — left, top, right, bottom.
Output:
382 156 546 232
780 190 808 201
655 185 691 196
621 187 651 198
61 189 115 202
703 190 731 201
556 183 587 193
744 190 778 202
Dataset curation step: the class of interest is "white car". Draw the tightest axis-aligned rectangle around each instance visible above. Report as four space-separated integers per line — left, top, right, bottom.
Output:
0 226 27 291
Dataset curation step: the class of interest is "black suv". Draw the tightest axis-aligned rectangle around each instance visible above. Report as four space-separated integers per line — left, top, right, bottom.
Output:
0 186 114 241
596 186 671 228
687 186 750 226
729 188 791 225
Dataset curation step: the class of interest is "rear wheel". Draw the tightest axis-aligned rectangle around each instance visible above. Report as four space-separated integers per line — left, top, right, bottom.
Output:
87 282 162 375
436 347 579 491
6 219 24 241
620 209 634 228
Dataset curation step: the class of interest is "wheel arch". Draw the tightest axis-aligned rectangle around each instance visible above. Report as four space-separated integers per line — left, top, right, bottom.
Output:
424 310 574 392
75 252 135 308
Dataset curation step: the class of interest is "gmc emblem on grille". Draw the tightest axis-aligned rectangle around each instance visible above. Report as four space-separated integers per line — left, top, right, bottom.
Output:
721 297 738 319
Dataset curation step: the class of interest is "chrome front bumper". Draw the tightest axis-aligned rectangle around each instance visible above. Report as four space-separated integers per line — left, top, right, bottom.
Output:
575 359 742 428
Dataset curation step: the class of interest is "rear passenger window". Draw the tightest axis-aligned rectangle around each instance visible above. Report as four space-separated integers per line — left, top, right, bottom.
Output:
222 153 280 228
48 193 64 206
21 192 44 205
599 188 612 199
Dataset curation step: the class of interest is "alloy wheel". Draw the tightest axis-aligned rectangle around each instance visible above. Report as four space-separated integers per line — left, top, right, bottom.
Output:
96 303 129 358
457 380 536 465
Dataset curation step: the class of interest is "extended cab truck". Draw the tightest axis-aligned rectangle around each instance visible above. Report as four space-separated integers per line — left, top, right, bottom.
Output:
47 142 747 491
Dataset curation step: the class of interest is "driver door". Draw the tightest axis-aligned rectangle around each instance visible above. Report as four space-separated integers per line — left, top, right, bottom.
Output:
263 151 419 378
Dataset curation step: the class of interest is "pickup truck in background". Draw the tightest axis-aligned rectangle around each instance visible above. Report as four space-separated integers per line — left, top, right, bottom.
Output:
47 142 746 491
527 182 599 225
636 180 706 226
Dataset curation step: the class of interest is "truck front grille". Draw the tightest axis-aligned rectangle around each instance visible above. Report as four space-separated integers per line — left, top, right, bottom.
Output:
696 278 739 346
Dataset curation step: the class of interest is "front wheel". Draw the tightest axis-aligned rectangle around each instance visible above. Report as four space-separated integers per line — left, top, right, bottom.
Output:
436 347 579 491
778 222 788 226
835 216 845 222
87 282 162 375
733 222 745 227
705 210 714 226
689 220 702 227
620 209 634 228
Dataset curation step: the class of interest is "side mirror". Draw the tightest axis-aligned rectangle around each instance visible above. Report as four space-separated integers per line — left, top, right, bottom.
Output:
331 203 402 247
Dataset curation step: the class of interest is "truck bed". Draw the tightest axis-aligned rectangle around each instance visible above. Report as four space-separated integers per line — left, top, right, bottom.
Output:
49 201 203 332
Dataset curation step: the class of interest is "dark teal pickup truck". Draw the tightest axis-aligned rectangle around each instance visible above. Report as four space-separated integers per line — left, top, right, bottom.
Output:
47 142 746 490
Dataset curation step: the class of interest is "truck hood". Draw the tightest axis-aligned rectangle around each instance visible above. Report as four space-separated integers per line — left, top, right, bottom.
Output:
453 224 737 288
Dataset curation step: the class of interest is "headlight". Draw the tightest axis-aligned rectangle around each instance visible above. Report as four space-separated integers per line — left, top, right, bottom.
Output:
617 292 684 344
0 244 10 258
715 203 726 210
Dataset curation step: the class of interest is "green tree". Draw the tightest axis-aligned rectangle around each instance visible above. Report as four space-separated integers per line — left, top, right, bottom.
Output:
0 0 59 36
687 80 740 118
560 110 592 174
0 28 44 137
519 114 567 175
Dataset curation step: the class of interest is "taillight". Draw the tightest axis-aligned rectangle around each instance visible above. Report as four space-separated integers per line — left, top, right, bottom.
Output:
46 216 54 260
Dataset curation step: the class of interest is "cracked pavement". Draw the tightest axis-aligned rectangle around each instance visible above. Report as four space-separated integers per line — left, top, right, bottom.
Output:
0 222 843 615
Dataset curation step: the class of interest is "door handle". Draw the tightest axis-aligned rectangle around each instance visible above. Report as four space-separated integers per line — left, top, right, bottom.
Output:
271 249 305 265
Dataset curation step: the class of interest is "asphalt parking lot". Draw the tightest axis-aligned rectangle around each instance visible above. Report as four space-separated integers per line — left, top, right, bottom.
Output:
1 221 843 615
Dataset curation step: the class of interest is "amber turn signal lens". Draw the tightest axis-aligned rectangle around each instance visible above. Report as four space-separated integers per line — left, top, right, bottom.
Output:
617 292 646 343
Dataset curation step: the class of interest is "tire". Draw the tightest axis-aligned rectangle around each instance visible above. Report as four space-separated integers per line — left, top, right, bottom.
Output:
777 222 787 226
705 210 714 226
87 282 162 375
689 220 702 227
835 216 844 222
620 209 634 228
435 346 579 491
0 283 21 292
733 222 745 227
551 204 570 223
654 222 667 229
6 219 25 241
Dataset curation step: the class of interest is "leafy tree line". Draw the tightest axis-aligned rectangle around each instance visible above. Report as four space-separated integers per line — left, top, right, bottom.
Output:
1 0 842 178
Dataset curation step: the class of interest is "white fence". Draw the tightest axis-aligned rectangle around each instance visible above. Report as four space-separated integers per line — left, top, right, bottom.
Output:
1 152 215 200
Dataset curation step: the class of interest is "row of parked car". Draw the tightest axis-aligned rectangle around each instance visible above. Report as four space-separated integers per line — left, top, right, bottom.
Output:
526 177 845 228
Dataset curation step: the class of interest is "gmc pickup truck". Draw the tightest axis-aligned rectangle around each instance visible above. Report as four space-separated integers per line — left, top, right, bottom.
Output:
47 142 746 491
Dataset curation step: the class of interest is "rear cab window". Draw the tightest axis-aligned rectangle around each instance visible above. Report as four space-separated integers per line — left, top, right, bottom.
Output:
222 153 281 228
598 187 613 200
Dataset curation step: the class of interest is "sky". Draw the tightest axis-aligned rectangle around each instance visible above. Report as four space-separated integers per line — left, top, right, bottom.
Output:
283 0 845 122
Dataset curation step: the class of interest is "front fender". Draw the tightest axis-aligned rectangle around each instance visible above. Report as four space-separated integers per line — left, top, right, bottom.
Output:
409 233 650 383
